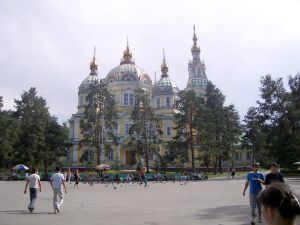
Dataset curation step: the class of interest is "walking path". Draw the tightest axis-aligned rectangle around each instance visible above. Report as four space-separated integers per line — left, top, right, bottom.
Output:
0 177 299 225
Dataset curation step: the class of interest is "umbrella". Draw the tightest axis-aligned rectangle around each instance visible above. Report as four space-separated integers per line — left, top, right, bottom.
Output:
95 164 112 170
13 164 29 171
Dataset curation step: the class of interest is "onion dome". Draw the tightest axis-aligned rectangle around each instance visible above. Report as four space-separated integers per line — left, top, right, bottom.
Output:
106 41 152 86
153 49 179 96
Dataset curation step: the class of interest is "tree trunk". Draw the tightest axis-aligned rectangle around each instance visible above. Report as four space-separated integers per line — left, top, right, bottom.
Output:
145 141 150 173
191 145 195 172
219 156 223 174
96 144 101 165
43 155 48 180
214 156 218 175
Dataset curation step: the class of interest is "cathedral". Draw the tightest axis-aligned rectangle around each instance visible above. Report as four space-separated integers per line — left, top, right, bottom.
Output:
68 27 208 167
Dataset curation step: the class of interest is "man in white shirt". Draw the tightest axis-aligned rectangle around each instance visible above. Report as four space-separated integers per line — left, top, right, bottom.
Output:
24 168 41 212
50 167 67 214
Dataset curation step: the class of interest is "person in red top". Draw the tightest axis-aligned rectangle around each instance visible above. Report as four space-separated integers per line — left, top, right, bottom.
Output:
139 168 147 187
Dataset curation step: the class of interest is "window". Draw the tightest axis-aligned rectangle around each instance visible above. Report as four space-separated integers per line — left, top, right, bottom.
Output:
246 152 251 161
123 92 134 106
89 149 94 161
166 96 171 108
79 96 84 106
125 123 132 135
156 97 160 108
66 148 71 161
235 152 241 161
129 93 134 105
107 151 114 161
124 93 128 106
114 123 118 135
166 127 172 136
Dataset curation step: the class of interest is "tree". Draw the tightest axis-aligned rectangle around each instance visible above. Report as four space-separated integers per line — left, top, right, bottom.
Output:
0 110 21 168
205 82 226 173
80 80 117 165
222 104 241 167
0 96 3 111
42 118 69 176
256 75 290 165
173 90 205 171
284 74 300 165
129 88 162 173
14 87 50 167
242 107 262 163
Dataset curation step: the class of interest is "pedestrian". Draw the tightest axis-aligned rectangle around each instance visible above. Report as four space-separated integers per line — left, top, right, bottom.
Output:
67 167 71 184
74 169 79 188
24 168 41 212
243 162 265 225
50 167 67 214
257 182 300 225
231 167 236 178
180 170 188 185
139 167 147 187
227 167 231 179
264 162 284 187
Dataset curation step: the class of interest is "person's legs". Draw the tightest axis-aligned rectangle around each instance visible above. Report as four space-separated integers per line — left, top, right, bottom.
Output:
256 198 262 222
57 189 64 209
53 189 59 211
249 194 257 222
29 188 37 210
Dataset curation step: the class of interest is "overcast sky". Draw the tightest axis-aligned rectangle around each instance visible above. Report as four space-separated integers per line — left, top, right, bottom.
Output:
1 0 300 123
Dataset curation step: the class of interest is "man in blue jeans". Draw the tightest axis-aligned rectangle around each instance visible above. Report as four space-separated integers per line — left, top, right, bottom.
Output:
243 163 264 225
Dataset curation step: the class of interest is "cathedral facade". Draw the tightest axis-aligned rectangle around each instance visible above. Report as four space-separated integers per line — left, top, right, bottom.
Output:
68 27 208 167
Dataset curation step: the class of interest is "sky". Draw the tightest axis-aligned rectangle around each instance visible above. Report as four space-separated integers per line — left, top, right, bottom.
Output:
1 0 300 124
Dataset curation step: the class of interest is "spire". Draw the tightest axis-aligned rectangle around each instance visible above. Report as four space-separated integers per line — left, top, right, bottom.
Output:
193 25 197 44
121 37 133 64
90 46 98 75
154 71 157 84
191 25 200 59
161 48 169 77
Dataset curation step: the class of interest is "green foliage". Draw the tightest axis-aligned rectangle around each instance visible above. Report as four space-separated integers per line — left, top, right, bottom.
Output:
1 87 70 173
0 96 3 111
243 74 300 167
129 88 162 173
14 87 50 167
0 110 21 168
242 107 261 163
80 80 117 165
171 90 206 170
42 117 70 175
204 82 241 172
170 82 241 173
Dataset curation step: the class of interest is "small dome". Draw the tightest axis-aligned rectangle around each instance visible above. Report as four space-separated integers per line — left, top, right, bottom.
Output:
156 77 177 88
80 74 99 88
153 77 179 96
152 50 179 96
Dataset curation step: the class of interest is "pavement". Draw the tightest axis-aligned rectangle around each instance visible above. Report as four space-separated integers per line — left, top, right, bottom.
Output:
0 177 300 225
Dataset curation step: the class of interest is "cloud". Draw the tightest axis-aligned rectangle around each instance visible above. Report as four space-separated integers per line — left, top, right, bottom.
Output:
0 0 299 123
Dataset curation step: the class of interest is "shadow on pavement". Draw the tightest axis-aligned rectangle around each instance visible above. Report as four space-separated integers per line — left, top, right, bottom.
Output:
192 204 255 225
0 209 53 215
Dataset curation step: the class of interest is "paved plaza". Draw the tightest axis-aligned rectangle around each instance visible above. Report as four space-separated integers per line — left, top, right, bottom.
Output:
0 177 300 225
